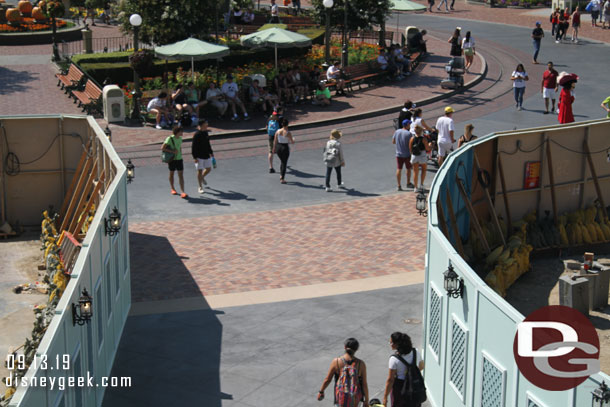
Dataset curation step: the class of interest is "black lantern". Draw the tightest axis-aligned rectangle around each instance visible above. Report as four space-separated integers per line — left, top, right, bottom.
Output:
592 381 610 406
72 288 93 326
126 159 135 184
104 207 121 236
416 191 427 217
443 264 464 298
104 125 112 142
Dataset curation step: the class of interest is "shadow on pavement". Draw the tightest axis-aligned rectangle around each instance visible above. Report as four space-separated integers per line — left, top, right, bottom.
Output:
103 232 227 406
0 67 37 95
287 167 325 179
206 188 256 201
186 196 231 206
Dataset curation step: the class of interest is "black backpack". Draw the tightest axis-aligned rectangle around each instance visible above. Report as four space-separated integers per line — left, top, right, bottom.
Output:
411 136 425 156
392 351 427 404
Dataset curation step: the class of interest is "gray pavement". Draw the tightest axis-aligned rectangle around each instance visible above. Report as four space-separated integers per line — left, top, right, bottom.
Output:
103 285 427 407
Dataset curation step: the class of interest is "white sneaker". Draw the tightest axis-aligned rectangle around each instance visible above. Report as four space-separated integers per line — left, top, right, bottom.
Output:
339 182 345 188
325 187 332 192
155 124 162 129
198 187 204 194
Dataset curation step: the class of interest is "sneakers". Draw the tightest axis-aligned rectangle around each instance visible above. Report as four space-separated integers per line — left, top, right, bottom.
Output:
325 187 332 192
339 182 345 188
156 124 163 130
231 115 239 122
180 193 188 199
407 182 415 189
269 168 276 173
243 115 251 121
397 186 403 191
517 106 522 111
171 189 178 195
198 187 204 194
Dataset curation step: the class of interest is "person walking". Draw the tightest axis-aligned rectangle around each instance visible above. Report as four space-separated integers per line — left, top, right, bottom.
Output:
273 118 295 184
550 8 559 37
448 28 462 57
461 31 475 71
571 6 581 42
541 61 558 114
591 0 601 27
162 126 188 199
555 12 566 42
382 332 425 407
317 338 369 407
409 126 431 192
267 112 280 173
437 0 449 12
428 0 435 12
458 123 477 147
603 0 610 29
409 108 433 133
436 107 456 166
511 64 529 110
323 129 346 192
558 73 578 124
601 95 610 117
393 119 414 191
192 119 214 195
531 21 544 64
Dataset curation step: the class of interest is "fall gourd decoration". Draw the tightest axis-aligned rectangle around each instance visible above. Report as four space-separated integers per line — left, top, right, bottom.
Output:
5 8 22 25
18 0 33 17
32 7 46 21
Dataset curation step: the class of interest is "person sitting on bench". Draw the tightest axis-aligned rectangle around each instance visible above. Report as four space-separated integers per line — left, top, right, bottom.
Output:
326 61 346 96
147 92 172 130
408 29 428 54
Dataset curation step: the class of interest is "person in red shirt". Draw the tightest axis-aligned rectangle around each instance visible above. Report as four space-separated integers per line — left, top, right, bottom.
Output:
558 74 577 124
571 6 581 42
541 62 558 114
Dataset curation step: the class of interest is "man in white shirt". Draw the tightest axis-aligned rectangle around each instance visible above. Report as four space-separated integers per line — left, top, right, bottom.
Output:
435 106 456 166
326 61 346 96
270 0 279 23
222 74 250 121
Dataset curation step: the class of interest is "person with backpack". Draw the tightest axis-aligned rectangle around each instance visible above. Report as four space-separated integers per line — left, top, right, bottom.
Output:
161 126 188 199
382 332 426 407
323 129 346 192
317 338 369 407
267 112 280 173
409 126 431 192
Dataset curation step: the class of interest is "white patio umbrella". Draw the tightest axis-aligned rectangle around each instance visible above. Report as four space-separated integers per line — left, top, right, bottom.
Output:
240 27 312 70
154 38 230 82
391 0 426 31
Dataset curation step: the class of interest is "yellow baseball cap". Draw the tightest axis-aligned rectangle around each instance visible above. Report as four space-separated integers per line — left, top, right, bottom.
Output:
445 106 455 113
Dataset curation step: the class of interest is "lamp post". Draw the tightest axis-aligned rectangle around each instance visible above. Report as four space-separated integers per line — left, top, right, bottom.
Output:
342 0 348 67
129 13 143 124
323 0 334 66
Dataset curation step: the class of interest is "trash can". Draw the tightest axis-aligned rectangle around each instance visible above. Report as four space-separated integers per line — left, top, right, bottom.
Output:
103 85 125 123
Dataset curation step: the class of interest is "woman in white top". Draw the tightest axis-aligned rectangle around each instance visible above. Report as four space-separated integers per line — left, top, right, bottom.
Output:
409 108 433 134
461 31 475 71
382 332 425 407
205 83 228 116
273 118 295 184
511 63 529 110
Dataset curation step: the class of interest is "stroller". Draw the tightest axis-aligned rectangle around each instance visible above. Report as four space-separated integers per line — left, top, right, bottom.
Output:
440 56 465 89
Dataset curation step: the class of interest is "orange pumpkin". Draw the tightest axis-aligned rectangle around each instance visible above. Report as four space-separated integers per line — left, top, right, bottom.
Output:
31 6 45 20
18 0 33 14
6 8 22 22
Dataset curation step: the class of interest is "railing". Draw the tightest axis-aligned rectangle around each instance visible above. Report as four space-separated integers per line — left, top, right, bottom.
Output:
60 37 153 59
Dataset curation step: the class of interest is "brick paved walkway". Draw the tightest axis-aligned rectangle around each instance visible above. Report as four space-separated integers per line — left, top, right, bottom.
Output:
129 193 425 302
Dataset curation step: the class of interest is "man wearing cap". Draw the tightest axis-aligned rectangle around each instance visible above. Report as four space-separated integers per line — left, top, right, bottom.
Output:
222 74 250 121
392 119 415 191
436 106 456 166
531 22 544 64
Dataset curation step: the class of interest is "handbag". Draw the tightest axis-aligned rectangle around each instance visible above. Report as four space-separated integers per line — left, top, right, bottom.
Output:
161 137 175 163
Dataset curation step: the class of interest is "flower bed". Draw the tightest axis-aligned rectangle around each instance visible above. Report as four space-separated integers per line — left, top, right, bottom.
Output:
0 17 67 33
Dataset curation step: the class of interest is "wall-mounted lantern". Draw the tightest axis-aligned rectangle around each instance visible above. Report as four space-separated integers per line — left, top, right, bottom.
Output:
416 191 427 217
104 207 121 236
443 263 464 298
126 159 135 184
72 289 93 326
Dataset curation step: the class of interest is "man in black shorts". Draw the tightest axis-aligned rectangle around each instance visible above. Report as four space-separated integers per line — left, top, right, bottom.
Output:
162 126 188 198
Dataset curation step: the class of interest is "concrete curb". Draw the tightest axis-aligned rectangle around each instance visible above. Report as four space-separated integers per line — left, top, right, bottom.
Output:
206 52 488 141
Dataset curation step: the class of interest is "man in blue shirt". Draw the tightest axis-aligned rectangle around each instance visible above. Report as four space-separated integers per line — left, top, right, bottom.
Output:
392 119 414 191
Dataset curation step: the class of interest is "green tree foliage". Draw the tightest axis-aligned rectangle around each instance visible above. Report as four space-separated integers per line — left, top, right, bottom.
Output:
310 0 392 31
118 0 218 45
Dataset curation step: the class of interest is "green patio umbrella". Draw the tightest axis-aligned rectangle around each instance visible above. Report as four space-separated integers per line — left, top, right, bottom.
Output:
240 27 312 70
391 0 426 33
154 38 230 82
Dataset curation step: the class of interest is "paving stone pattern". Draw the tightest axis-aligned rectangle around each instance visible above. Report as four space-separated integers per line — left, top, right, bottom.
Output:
129 193 426 302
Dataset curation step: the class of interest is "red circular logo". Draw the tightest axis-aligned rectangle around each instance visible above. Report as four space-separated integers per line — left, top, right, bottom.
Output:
513 305 600 391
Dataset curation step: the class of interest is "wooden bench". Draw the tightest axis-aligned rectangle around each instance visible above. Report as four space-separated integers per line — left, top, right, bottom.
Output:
56 64 85 93
343 61 389 91
71 80 102 115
